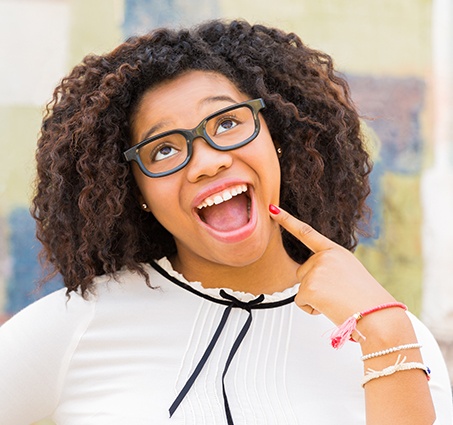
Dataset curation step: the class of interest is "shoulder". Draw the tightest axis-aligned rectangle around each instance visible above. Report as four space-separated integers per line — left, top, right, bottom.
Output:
0 263 169 330
0 287 96 374
0 288 96 424
87 262 185 306
0 265 165 365
0 287 93 335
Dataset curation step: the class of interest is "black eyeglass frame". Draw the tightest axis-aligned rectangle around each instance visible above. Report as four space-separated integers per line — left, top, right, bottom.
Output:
123 98 266 178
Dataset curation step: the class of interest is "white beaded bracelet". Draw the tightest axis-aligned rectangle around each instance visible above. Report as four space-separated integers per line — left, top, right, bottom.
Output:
362 355 431 387
361 343 422 361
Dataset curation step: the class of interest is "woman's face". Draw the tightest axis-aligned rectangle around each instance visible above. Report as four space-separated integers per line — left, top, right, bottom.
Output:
130 70 282 269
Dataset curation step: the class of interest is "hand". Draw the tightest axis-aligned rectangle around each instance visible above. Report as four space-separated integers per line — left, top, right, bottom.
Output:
269 206 436 424
269 205 396 326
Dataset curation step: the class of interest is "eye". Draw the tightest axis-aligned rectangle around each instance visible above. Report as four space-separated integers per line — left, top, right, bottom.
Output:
151 143 180 162
215 117 238 135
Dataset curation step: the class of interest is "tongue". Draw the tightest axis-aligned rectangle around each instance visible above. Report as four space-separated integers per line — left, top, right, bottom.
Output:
201 193 249 232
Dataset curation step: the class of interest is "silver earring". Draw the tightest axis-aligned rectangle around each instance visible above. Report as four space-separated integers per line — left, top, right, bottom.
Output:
141 203 148 210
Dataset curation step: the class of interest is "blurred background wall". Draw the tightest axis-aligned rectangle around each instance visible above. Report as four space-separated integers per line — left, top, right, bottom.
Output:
0 1 452 423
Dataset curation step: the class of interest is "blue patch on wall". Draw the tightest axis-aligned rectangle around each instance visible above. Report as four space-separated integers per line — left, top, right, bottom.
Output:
360 159 383 245
6 208 63 315
123 0 220 37
347 75 425 175
347 75 425 246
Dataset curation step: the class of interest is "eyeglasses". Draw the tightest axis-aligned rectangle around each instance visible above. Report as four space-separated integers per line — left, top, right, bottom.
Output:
123 98 266 178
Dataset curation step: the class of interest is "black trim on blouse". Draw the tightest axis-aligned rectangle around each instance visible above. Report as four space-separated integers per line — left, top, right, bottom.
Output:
150 260 296 425
150 260 296 309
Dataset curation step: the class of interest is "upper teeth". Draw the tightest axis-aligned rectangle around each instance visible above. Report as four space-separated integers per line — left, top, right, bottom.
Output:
197 184 248 209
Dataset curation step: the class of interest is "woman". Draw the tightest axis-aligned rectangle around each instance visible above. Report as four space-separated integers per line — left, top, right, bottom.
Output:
0 19 451 424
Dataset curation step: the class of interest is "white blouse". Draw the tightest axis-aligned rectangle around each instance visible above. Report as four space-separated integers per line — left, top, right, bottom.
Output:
0 257 452 424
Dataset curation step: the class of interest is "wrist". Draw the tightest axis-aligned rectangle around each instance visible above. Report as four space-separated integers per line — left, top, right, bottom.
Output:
357 308 416 352
330 302 409 350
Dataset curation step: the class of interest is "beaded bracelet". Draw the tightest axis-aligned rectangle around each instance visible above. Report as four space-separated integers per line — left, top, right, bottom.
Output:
361 343 422 361
362 355 431 387
330 302 407 349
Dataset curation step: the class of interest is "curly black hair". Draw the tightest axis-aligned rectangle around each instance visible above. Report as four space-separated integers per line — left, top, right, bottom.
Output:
32 19 372 296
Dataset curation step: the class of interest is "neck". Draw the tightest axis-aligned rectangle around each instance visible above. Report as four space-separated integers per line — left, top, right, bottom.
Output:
170 238 300 296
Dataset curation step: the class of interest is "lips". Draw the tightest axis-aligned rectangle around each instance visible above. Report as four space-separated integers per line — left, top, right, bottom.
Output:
196 183 248 210
193 182 257 243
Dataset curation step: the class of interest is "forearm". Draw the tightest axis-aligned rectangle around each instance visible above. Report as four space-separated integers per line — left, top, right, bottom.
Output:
358 309 436 424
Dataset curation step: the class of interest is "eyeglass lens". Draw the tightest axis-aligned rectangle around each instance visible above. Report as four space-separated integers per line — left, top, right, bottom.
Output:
137 105 256 175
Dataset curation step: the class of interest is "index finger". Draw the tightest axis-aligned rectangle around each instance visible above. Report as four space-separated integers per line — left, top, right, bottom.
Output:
269 204 337 253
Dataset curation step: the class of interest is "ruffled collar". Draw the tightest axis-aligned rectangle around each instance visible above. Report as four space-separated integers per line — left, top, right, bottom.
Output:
151 257 299 422
153 256 300 304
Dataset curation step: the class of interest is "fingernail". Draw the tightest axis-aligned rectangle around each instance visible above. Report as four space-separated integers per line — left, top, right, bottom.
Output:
269 204 280 215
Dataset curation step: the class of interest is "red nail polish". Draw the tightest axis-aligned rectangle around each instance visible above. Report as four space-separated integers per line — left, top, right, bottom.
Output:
269 204 280 215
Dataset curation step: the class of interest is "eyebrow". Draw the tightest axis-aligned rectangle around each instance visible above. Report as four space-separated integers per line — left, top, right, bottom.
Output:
139 121 170 142
201 95 238 105
138 95 239 142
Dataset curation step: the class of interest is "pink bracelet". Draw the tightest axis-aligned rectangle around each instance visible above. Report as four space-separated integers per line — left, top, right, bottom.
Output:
330 302 407 349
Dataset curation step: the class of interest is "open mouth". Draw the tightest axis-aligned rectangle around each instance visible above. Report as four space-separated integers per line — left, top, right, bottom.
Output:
196 184 251 232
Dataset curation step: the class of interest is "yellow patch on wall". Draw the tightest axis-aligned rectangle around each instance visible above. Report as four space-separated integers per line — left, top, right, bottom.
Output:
356 173 423 315
219 0 431 76
0 106 43 214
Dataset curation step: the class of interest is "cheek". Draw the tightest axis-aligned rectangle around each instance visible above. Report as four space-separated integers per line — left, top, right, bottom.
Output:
262 142 282 198
144 186 185 237
270 146 281 175
258 138 281 181
132 166 180 215
268 159 282 197
144 189 189 238
145 183 178 216
256 123 281 177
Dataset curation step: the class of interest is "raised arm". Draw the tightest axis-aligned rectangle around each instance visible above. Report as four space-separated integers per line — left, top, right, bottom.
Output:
269 204 436 425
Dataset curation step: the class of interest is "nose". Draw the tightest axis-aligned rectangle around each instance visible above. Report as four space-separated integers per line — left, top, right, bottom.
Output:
185 137 233 182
